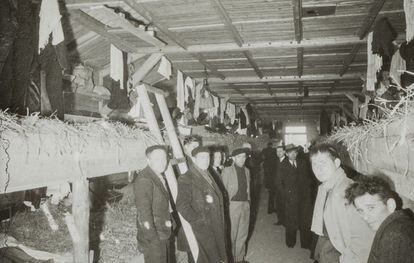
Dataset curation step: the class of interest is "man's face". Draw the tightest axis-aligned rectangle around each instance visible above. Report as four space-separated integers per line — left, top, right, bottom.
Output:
194 152 210 171
310 152 339 183
354 193 394 231
147 149 168 174
213 152 222 167
276 148 285 159
233 153 247 167
286 150 297 161
184 141 200 156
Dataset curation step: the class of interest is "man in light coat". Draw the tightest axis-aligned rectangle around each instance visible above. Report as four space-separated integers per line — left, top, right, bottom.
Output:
222 147 251 263
309 143 374 263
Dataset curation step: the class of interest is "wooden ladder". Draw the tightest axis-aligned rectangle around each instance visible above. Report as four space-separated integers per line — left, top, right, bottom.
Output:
136 83 199 262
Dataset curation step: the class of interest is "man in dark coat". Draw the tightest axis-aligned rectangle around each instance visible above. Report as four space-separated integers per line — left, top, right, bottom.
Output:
261 142 278 214
176 146 227 263
276 144 314 248
132 145 173 263
346 176 414 263
274 145 287 225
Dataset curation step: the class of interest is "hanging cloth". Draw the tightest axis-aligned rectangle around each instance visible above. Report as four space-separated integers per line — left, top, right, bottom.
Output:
226 102 236 124
241 106 250 126
38 0 64 53
220 97 228 122
390 48 406 86
199 90 214 109
157 56 172 80
193 82 203 119
110 44 125 90
405 0 414 42
185 77 195 100
213 95 220 116
366 32 383 91
176 70 185 112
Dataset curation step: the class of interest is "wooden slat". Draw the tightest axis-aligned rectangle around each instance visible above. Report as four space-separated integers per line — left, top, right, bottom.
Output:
124 0 188 49
133 36 365 54
69 10 137 53
99 6 166 48
202 73 362 84
297 47 303 77
193 54 226 79
292 0 303 42
357 0 387 39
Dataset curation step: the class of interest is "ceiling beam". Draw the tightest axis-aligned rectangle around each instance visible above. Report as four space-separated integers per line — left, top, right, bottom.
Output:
69 10 137 53
252 102 344 108
208 0 263 79
229 84 245 96
193 54 226 79
292 0 303 43
133 36 365 54
243 51 263 79
124 0 188 50
214 90 358 98
99 6 166 48
357 0 387 39
297 47 304 77
203 73 362 84
209 0 244 46
65 0 160 9
340 0 386 76
264 82 273 96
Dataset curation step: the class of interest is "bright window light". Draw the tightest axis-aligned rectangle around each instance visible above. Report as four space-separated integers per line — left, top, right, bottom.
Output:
284 125 307 146
285 126 307 133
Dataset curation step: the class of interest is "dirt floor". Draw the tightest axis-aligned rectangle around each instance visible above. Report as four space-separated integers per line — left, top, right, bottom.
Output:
245 190 314 263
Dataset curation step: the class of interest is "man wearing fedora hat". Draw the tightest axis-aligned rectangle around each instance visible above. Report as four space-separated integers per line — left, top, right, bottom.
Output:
276 143 314 249
133 145 173 263
176 146 227 263
222 147 251 263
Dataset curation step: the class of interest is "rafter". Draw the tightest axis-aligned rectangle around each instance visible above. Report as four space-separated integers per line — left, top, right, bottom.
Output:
214 90 358 98
292 0 303 43
99 6 166 48
69 10 137 53
193 54 226 80
297 47 304 77
134 36 365 54
202 73 362 84
229 84 245 96
340 0 386 76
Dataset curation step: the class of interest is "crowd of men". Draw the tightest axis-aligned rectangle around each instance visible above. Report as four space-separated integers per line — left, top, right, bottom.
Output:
132 136 414 263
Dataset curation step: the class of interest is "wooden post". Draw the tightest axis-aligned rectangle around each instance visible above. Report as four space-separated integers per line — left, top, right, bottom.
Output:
72 178 90 263
132 54 163 87
154 90 188 174
40 70 52 115
345 93 360 119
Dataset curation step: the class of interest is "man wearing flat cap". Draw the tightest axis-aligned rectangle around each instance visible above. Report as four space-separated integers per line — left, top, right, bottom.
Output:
132 145 173 263
276 143 314 249
222 147 251 263
176 146 227 263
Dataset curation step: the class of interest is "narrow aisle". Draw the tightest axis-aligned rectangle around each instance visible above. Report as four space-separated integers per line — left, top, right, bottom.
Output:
245 191 313 263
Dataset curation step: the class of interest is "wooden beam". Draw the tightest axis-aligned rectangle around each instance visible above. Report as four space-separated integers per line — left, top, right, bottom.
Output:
253 102 341 107
229 84 245 96
203 73 362 84
143 83 169 97
72 178 90 263
357 0 387 39
340 43 363 76
345 93 360 117
209 0 244 46
133 36 365 54
243 51 263 79
216 90 358 98
69 10 137 53
297 47 303 77
193 54 226 79
264 82 273 96
124 0 188 49
292 0 303 43
99 6 166 48
132 53 163 87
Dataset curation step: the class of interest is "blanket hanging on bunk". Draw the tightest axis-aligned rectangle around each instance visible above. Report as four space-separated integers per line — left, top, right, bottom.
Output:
366 32 383 91
38 0 64 53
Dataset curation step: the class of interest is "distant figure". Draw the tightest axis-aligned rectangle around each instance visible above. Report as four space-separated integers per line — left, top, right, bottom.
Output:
346 176 414 263
222 147 251 263
208 146 233 262
274 145 287 225
176 146 227 263
261 141 277 214
132 145 173 263
309 143 374 263
276 144 313 249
